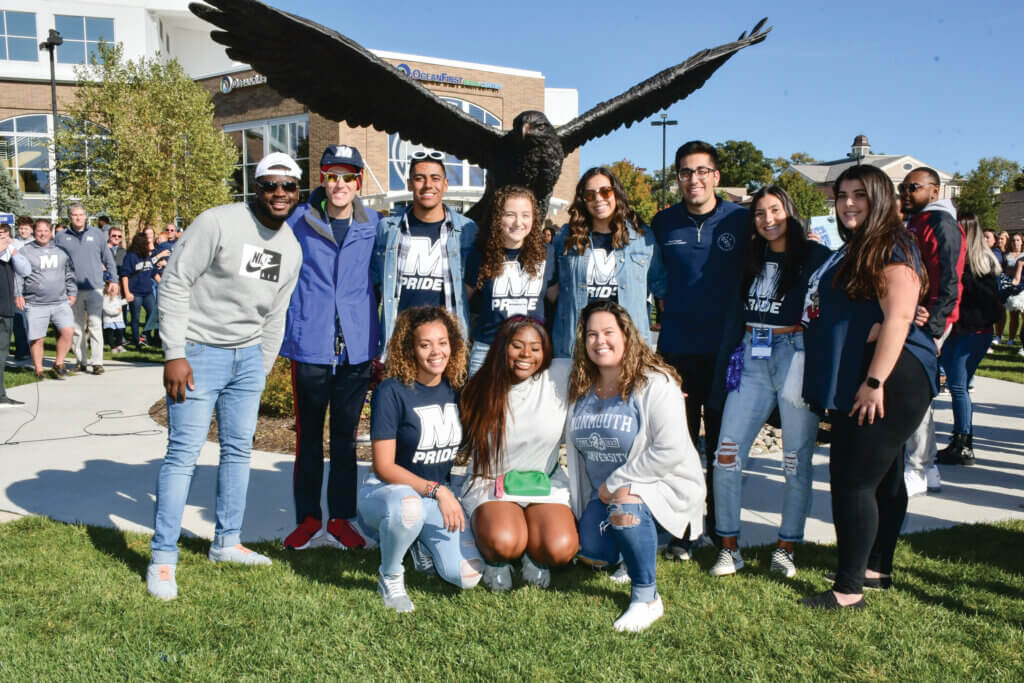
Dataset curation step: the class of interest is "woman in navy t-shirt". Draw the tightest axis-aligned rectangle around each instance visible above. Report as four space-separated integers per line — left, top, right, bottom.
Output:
464 186 556 375
119 232 159 348
356 306 482 612
801 165 936 610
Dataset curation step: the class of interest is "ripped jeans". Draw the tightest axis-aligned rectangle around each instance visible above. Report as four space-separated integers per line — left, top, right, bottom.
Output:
713 331 818 543
578 497 658 603
357 478 483 588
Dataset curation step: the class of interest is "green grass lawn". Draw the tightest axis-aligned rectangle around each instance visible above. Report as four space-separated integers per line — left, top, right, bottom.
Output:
2 516 1024 680
975 319 1023 384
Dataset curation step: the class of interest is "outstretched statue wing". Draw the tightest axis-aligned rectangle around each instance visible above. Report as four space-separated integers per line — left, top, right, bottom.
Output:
189 0 503 167
556 19 771 154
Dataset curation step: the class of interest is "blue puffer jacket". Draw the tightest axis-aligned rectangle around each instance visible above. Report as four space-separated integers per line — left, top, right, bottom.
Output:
279 188 381 366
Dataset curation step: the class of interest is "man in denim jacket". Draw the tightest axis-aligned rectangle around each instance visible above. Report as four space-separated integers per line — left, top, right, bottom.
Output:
372 151 478 350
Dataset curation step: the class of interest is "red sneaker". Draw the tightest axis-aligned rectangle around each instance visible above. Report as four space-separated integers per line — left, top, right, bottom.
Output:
326 518 366 549
283 516 322 550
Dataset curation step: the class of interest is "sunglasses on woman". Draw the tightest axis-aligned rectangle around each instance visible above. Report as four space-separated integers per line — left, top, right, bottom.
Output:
582 186 614 202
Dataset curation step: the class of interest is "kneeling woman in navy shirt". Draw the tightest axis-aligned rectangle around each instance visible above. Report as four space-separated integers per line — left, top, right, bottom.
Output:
357 306 482 612
801 165 936 609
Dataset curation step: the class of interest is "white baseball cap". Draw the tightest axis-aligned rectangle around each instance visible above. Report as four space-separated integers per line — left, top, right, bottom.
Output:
254 152 302 179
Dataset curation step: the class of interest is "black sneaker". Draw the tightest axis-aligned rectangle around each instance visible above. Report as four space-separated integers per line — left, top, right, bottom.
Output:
0 396 24 407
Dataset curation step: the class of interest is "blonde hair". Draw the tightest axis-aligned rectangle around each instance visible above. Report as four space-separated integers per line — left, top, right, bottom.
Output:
384 306 467 389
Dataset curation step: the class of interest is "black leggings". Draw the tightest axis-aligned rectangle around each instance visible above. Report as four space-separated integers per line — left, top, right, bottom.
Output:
828 347 932 594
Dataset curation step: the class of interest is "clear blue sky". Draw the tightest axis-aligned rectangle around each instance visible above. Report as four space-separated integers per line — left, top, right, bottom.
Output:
273 0 1022 178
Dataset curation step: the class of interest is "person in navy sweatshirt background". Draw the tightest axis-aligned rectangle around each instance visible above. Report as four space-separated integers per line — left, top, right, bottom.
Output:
650 140 749 560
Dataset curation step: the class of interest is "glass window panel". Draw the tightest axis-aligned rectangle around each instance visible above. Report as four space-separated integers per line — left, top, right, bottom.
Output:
0 119 12 133
268 124 288 154
296 158 310 187
17 138 49 169
485 113 500 127
389 166 404 193
244 128 264 163
85 17 113 42
230 166 243 195
86 42 103 65
0 41 6 61
445 164 462 186
6 11 36 37
244 164 258 193
469 165 485 187
0 12 5 35
58 40 85 65
55 16 84 41
16 115 47 133
19 170 48 194
0 137 13 165
468 104 485 123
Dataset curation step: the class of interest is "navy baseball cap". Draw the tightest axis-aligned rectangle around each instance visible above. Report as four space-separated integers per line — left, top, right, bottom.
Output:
320 145 364 171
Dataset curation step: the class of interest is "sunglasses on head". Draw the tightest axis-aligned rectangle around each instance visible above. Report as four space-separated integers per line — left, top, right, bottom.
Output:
897 181 936 194
322 171 360 184
255 179 299 193
409 150 445 162
582 186 614 202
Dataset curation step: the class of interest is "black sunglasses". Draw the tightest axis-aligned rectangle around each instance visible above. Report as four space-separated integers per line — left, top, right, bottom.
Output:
255 179 299 193
898 181 936 194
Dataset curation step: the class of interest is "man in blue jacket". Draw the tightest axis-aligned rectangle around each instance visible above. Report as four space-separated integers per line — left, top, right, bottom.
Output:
372 150 477 349
280 145 381 550
651 140 749 559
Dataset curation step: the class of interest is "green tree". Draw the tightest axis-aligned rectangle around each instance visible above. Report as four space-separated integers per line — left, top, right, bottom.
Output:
775 170 829 219
648 165 681 210
772 152 818 175
1014 174 1024 192
714 140 773 191
0 166 24 215
955 157 1022 229
607 160 657 224
55 42 236 229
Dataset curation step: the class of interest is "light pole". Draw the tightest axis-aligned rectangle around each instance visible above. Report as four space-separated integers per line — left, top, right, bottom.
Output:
39 29 63 219
651 113 677 209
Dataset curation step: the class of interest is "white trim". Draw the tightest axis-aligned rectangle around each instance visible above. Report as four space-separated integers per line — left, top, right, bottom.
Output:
222 113 308 132
371 50 543 79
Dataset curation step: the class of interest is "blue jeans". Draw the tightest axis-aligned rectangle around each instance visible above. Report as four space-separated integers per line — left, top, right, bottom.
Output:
578 497 658 603
714 331 818 542
468 341 490 377
357 479 482 588
940 332 993 434
129 291 156 344
151 343 265 565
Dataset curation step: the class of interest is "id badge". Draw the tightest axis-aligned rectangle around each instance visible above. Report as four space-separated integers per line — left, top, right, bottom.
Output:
751 327 772 359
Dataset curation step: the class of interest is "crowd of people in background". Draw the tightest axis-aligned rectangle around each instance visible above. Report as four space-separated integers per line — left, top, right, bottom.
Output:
4 138 1019 632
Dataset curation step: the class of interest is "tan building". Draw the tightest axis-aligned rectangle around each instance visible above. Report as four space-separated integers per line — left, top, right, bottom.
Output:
197 51 580 224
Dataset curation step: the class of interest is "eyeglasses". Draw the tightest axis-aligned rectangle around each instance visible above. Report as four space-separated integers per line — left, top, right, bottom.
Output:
255 179 299 193
897 181 936 194
581 186 614 202
323 171 360 184
109 234 122 239
678 166 716 180
409 150 445 162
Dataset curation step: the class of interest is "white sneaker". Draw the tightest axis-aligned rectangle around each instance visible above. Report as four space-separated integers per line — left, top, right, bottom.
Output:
482 562 513 592
1018 347 1024 358
904 468 928 498
146 563 177 601
521 554 550 588
208 543 272 565
769 547 797 578
613 595 664 632
709 547 744 577
925 465 942 493
378 571 414 613
608 564 631 584
409 540 436 575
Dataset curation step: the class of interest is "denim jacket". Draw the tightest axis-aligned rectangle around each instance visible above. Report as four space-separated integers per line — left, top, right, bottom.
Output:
371 205 478 349
551 221 666 358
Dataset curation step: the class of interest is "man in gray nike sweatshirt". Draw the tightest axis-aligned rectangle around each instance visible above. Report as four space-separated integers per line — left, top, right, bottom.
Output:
147 152 303 602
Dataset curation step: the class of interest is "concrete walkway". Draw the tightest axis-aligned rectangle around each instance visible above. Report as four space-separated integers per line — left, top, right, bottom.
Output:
1 360 1022 547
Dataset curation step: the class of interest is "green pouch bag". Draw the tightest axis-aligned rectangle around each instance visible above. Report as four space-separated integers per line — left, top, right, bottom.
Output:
502 470 551 497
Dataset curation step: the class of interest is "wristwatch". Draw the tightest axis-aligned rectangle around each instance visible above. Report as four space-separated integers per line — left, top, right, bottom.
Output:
866 376 881 389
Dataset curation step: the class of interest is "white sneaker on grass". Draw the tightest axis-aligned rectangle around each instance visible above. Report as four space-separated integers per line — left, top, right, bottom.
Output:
608 564 631 584
521 554 550 588
482 562 513 592
146 563 177 601
208 543 272 565
709 547 744 577
378 571 414 613
769 547 797 578
613 595 664 632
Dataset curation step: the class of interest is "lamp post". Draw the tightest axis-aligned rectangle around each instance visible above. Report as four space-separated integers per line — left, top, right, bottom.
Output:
651 113 677 209
39 29 63 219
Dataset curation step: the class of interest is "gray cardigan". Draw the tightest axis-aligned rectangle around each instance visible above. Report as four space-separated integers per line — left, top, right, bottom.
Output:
565 369 706 540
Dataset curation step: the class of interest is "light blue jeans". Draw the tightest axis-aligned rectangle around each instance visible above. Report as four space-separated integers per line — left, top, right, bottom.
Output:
468 341 490 377
357 479 483 588
714 331 818 543
578 497 658 603
151 343 265 565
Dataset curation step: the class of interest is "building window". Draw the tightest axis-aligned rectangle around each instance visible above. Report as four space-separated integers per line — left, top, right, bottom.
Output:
223 115 309 204
0 114 108 216
55 15 114 65
388 98 500 191
1 10 37 62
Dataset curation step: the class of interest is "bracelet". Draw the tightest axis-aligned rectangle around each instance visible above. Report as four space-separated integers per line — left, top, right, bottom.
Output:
424 481 440 498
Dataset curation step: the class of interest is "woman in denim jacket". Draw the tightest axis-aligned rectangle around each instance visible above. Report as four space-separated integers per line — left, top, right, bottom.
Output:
552 167 665 357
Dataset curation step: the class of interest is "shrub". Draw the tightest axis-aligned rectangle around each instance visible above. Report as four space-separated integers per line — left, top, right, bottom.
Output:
260 356 293 417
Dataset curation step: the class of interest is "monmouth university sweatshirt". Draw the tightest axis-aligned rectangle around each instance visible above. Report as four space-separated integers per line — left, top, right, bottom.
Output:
158 203 302 375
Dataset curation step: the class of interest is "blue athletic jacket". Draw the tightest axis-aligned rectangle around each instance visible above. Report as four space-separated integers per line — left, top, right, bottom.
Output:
279 188 381 366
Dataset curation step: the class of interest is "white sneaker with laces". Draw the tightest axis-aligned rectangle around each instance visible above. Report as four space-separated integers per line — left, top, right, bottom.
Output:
709 547 744 577
521 554 550 588
613 595 664 632
482 562 513 592
378 571 414 613
409 540 436 575
904 468 928 498
208 543 272 565
769 547 797 578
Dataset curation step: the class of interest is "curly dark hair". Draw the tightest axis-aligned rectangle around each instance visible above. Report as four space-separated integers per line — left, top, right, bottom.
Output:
474 186 547 288
461 316 552 480
383 306 467 389
563 167 642 256
832 165 928 301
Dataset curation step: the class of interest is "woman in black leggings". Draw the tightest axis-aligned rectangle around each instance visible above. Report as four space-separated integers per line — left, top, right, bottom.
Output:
801 165 938 609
